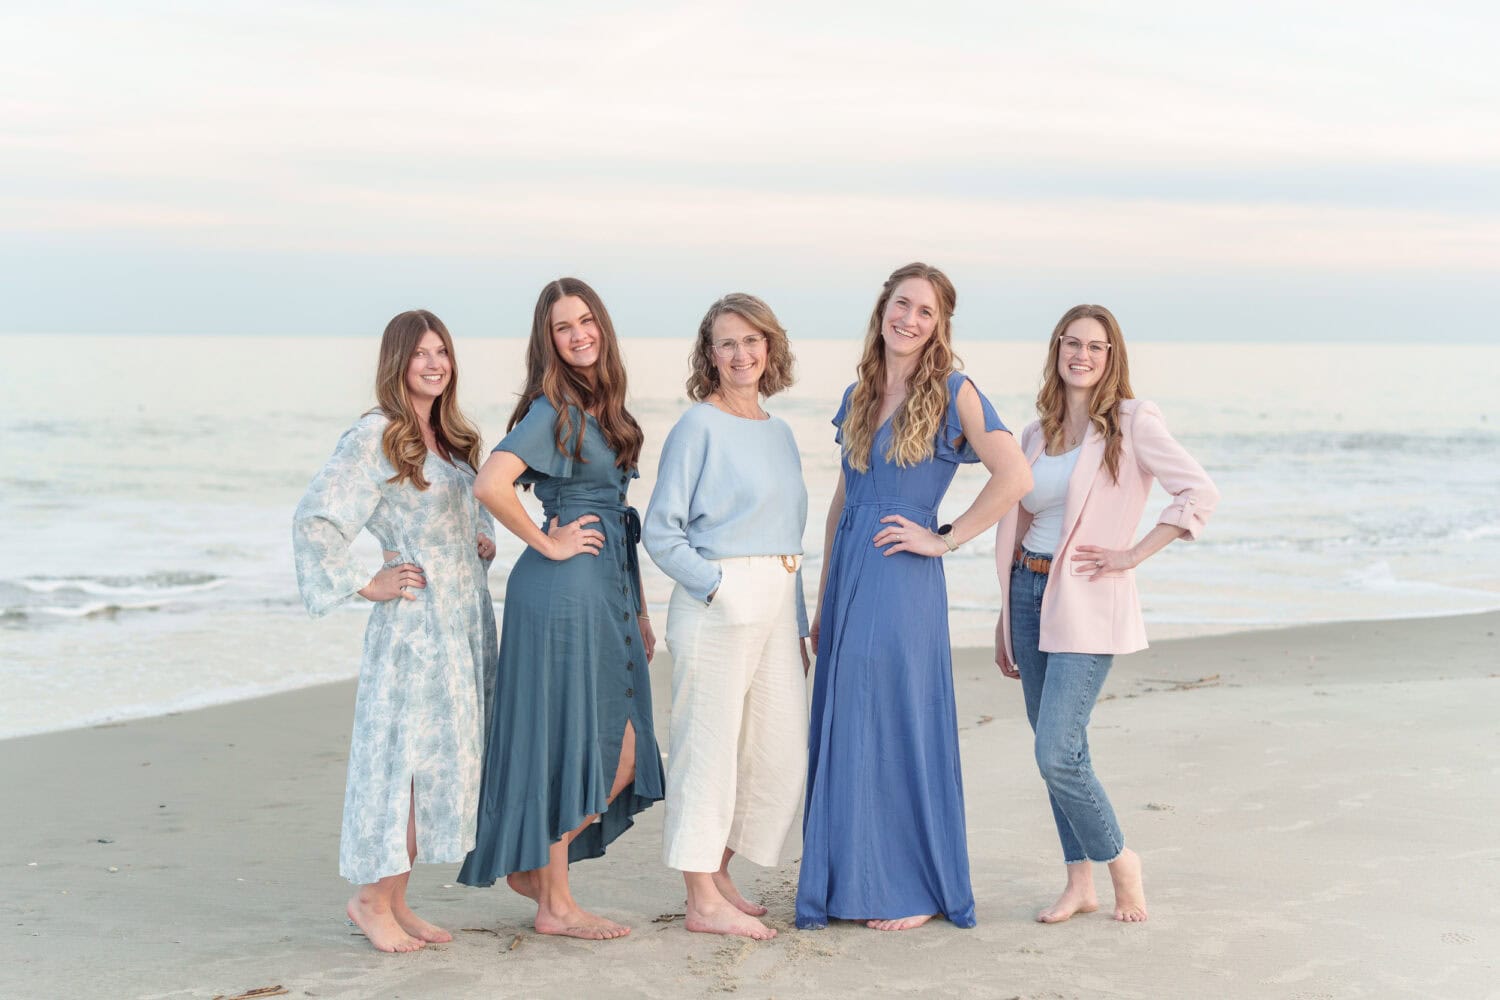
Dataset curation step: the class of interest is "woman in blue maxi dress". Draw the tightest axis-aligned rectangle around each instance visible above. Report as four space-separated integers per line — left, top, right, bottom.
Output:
796 263 1031 931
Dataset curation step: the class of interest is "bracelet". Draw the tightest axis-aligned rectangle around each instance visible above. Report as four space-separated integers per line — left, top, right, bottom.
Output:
636 612 651 621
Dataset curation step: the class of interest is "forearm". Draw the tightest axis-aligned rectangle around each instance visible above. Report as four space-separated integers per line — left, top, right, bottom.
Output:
1128 523 1186 567
950 471 1029 546
643 529 720 602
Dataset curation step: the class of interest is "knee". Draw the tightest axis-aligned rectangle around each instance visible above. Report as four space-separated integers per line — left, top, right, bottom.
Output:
1034 738 1079 787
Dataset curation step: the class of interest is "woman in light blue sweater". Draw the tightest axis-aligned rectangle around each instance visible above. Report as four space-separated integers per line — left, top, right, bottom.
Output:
643 293 810 941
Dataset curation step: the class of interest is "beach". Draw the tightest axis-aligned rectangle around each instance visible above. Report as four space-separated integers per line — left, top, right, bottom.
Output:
6 611 1496 1000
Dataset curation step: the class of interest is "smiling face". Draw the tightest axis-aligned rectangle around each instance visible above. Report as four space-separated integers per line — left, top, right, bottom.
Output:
1056 315 1112 392
880 277 940 361
404 329 451 404
709 311 769 394
549 294 600 371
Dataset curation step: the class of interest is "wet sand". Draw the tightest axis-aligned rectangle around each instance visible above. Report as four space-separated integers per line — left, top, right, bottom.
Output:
4 612 1497 999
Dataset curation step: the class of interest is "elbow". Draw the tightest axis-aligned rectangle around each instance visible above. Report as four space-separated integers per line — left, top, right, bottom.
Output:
1013 462 1034 499
473 479 500 512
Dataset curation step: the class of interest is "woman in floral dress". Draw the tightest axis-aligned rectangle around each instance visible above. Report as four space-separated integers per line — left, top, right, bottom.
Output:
294 309 497 952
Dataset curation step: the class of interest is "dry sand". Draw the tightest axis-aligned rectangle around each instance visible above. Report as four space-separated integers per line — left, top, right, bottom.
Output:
4 613 1498 999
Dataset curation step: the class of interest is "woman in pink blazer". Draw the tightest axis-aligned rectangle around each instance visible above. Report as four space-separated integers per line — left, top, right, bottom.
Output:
994 304 1218 925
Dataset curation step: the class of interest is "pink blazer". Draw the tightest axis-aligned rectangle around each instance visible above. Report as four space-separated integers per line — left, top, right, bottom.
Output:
995 399 1218 664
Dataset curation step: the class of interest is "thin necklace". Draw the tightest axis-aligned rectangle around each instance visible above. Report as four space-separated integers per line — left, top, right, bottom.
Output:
714 393 765 420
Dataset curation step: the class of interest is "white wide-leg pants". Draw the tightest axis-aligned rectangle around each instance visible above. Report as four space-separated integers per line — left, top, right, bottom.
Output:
662 555 809 872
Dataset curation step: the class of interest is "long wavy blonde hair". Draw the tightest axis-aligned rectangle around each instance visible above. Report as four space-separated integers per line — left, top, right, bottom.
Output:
839 262 960 472
372 309 484 489
685 293 797 401
1036 304 1134 482
508 277 643 470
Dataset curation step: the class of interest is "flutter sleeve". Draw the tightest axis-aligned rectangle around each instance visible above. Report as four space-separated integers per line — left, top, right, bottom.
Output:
292 415 388 617
642 411 722 603
1132 401 1219 540
495 397 578 485
831 384 854 446
937 373 1008 464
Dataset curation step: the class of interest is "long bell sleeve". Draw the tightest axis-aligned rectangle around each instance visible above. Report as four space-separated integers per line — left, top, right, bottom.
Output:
293 414 389 617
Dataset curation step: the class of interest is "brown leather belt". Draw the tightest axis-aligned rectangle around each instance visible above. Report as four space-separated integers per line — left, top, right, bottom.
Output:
1013 547 1052 575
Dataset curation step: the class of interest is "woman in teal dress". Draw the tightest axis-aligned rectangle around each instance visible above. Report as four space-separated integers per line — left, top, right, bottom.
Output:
796 263 1032 931
459 278 664 941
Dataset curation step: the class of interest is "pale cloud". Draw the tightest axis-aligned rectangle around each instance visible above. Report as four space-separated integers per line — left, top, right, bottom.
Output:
1 0 1497 335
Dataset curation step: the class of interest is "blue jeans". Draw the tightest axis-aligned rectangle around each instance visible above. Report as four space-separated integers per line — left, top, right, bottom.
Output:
1009 553 1125 864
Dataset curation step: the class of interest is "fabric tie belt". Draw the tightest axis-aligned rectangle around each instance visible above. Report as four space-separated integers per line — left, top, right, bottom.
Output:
839 499 937 530
547 502 643 612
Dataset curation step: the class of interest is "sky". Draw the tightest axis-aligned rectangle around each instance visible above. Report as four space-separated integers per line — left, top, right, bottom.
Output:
3 0 1497 340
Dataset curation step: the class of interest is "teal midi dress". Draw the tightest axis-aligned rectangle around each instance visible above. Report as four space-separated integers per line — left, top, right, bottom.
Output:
459 397 664 883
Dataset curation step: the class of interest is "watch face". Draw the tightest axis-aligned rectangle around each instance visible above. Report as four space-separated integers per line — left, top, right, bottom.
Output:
937 523 953 535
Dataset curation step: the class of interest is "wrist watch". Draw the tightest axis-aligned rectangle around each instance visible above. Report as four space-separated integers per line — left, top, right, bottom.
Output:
936 523 960 553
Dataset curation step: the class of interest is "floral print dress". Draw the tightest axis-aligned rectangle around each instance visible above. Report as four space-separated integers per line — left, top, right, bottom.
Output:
294 412 497 885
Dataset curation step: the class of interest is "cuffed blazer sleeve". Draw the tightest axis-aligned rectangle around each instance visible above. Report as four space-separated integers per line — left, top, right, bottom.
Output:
1130 401 1218 540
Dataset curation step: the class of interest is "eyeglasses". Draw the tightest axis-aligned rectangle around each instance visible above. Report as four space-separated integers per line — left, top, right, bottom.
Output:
712 333 768 357
1059 336 1110 359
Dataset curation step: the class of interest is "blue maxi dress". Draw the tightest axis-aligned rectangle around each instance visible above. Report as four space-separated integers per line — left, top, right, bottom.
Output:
459 397 664 884
796 372 1007 929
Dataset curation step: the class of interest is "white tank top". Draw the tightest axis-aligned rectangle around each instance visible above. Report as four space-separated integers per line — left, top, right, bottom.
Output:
1020 445 1081 556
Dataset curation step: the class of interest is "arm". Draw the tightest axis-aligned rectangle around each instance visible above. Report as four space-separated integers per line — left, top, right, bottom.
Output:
635 558 657 662
473 450 603 560
640 419 722 603
476 503 497 565
293 419 424 616
875 380 1033 556
808 469 846 650
1071 402 1219 580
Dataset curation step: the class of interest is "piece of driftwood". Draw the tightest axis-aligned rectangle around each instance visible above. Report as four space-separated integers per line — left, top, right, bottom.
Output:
212 987 290 1000
1140 673 1220 690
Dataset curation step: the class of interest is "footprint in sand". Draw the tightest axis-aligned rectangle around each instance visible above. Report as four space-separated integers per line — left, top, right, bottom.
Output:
1442 931 1473 944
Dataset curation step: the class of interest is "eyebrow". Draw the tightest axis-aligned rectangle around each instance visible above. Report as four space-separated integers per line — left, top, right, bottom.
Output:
555 312 593 329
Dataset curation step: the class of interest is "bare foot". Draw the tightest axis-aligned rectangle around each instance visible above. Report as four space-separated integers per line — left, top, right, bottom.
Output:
506 869 540 901
1109 848 1148 922
392 900 452 943
1037 883 1099 924
685 894 777 940
534 905 631 940
347 896 425 953
865 914 935 931
712 869 769 917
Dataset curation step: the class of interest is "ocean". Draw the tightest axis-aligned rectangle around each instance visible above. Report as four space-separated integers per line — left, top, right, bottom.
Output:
3 334 1497 739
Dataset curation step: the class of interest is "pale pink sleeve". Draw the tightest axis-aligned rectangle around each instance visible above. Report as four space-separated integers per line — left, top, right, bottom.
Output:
1131 402 1218 541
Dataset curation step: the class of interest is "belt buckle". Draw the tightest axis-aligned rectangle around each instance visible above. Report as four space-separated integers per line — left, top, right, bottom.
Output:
779 555 798 573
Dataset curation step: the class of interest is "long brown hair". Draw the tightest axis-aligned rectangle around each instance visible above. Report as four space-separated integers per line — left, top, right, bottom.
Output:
840 262 960 472
1036 304 1134 482
372 309 484 489
685 293 797 401
508 277 643 470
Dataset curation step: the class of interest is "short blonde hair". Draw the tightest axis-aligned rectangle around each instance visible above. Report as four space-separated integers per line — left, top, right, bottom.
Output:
686 293 797 401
